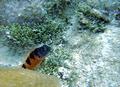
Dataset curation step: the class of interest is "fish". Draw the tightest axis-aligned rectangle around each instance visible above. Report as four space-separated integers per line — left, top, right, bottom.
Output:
22 45 51 70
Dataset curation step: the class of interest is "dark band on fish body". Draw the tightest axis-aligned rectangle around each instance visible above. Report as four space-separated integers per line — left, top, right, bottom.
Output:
26 58 31 65
22 64 26 68
29 53 35 59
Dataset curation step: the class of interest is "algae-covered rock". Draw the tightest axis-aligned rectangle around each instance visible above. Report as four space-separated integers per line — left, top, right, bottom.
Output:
0 68 60 87
89 8 110 23
115 7 120 20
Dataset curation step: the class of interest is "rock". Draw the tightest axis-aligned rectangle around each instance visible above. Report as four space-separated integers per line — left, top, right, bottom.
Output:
0 68 60 87
115 8 120 20
116 14 120 20
90 9 110 23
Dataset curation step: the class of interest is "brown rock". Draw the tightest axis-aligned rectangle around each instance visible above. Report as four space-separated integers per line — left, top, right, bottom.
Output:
0 68 60 87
